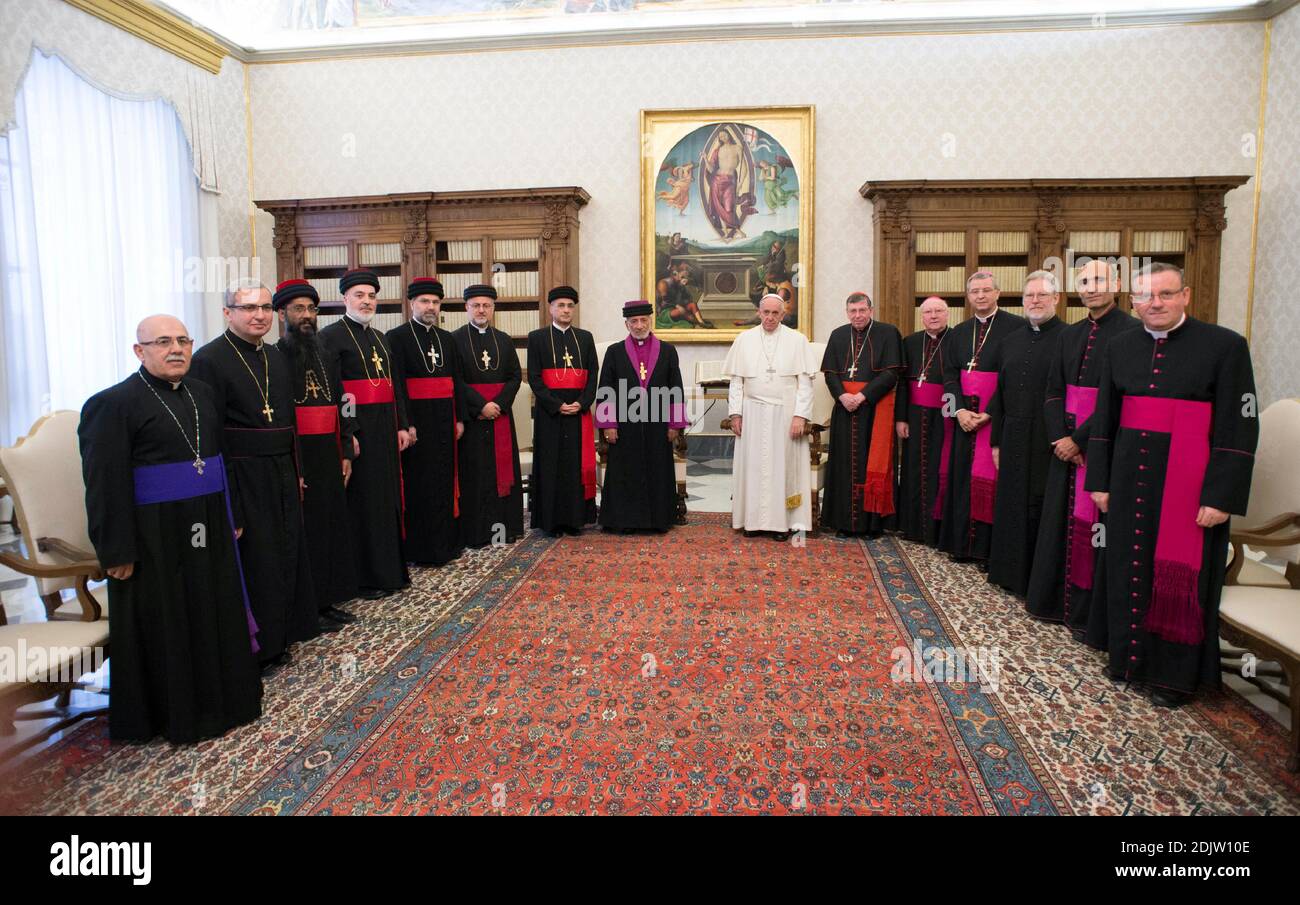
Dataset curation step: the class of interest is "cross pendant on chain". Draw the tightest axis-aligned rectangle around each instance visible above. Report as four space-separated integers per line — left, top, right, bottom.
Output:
371 348 386 376
262 401 275 422
428 345 440 368
481 349 493 369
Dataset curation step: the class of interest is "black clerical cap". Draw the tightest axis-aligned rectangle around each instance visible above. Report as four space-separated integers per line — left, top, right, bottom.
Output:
465 284 497 301
407 277 445 300
339 268 380 294
623 299 653 317
548 285 578 304
272 279 318 311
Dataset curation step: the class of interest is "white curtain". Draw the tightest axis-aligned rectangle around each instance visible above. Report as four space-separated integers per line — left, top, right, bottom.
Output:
0 50 207 445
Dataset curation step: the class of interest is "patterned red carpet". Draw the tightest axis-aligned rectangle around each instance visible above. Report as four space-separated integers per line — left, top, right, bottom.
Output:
3 513 1297 815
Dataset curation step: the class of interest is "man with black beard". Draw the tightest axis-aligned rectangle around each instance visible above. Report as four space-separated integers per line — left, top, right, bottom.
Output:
274 279 359 626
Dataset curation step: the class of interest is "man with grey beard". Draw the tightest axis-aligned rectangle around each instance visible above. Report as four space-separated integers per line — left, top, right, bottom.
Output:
318 268 412 598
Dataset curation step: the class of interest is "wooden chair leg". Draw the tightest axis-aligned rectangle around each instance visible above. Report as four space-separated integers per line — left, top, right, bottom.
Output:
41 592 63 619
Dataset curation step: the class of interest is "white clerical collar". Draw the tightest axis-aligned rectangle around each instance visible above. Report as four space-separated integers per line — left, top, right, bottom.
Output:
474 324 489 334
1030 317 1054 332
1144 313 1186 340
169 380 181 390
552 322 570 333
975 309 997 325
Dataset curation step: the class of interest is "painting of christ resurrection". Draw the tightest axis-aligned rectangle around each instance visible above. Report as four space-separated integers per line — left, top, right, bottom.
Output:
640 106 814 342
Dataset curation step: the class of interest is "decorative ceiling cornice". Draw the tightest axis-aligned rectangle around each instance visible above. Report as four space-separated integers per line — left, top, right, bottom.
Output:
861 177 1252 199
63 0 227 73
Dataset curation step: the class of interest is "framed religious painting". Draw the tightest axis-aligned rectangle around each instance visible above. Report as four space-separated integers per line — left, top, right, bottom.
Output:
640 106 814 343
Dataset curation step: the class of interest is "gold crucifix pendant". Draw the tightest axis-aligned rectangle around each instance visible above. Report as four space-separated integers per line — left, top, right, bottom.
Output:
562 349 574 369
639 361 648 381
262 402 275 422
481 349 493 369
371 348 385 376
305 369 322 400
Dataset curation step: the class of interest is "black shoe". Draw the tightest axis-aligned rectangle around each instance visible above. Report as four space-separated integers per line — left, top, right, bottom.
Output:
358 588 388 601
1150 688 1190 709
260 650 292 676
324 606 358 624
316 617 344 634
770 531 790 542
743 530 762 538
836 530 857 539
546 528 566 538
565 526 583 536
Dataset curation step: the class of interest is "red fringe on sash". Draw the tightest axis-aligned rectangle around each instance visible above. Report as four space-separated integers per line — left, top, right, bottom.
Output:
1144 558 1204 645
863 389 897 516
970 475 996 524
1069 516 1095 590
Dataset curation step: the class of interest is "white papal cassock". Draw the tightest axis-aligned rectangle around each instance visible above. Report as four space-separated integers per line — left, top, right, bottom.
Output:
724 323 816 532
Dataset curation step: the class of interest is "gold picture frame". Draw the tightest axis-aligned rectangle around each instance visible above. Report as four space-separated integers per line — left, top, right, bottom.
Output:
640 105 814 343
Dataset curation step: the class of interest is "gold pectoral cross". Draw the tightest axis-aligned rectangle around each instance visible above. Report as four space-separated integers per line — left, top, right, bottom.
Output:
304 369 323 400
262 401 275 422
428 345 440 368
481 349 493 369
639 360 648 382
562 349 574 369
371 348 386 376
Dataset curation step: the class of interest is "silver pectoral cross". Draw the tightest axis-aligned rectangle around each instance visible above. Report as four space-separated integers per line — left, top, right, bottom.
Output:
481 349 493 369
428 345 440 368
847 362 858 379
193 456 205 475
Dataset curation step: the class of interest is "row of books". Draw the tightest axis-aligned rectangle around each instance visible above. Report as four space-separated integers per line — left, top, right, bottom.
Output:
439 272 483 300
303 245 348 268
358 242 401 267
915 231 964 254
916 266 967 294
1133 230 1186 253
978 231 1029 254
490 270 539 298
495 238 540 260
1068 230 1122 254
981 265 1028 291
442 240 482 262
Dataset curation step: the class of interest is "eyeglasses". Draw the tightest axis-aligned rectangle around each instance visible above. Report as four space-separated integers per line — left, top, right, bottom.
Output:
141 336 194 349
1024 292 1057 301
288 303 320 314
1130 290 1184 304
228 303 274 314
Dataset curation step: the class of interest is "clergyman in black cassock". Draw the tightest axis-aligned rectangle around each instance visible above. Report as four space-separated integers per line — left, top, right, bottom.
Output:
386 278 464 566
595 299 688 533
274 279 360 624
454 284 524 546
1085 264 1257 706
528 286 599 535
318 269 412 597
79 315 261 742
895 297 952 546
819 291 903 536
190 286 320 665
1025 261 1139 632
938 272 1026 562
986 274 1065 596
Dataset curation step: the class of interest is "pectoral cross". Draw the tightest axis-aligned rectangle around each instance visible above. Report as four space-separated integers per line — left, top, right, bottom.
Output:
428 345 440 368
262 401 275 422
966 359 976 372
847 362 858 379
561 349 574 369
193 456 205 475
304 369 323 400
371 348 386 377
481 349 493 369
917 375 926 388
639 360 648 382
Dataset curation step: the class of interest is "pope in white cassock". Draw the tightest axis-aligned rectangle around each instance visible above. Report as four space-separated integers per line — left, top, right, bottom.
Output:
724 294 817 538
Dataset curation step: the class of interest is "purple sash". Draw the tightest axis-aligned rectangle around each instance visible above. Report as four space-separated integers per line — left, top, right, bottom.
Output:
132 453 260 654
913 382 954 521
960 370 998 524
1065 384 1099 590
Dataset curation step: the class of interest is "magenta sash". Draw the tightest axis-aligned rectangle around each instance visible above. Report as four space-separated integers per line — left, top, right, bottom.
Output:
912 382 954 521
1066 384 1099 590
960 370 998 524
1119 395 1213 645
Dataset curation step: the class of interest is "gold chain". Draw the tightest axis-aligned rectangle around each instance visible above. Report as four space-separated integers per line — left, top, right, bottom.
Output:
410 320 446 375
223 331 273 421
346 318 391 387
469 325 501 373
549 324 582 374
293 343 334 405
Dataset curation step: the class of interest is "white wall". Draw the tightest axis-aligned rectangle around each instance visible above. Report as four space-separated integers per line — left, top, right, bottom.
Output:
1252 4 1300 405
248 22 1264 392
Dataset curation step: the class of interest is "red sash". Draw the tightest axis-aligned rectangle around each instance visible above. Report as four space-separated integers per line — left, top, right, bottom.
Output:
542 368 596 500
406 377 460 518
1119 395 1213 645
342 379 395 405
912 381 954 521
1065 384 1099 590
341 378 405 537
469 382 515 498
960 370 998 524
295 405 338 436
843 380 896 516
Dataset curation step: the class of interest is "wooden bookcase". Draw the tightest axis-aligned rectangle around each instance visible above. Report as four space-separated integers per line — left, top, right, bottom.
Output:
859 177 1249 335
256 187 589 343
